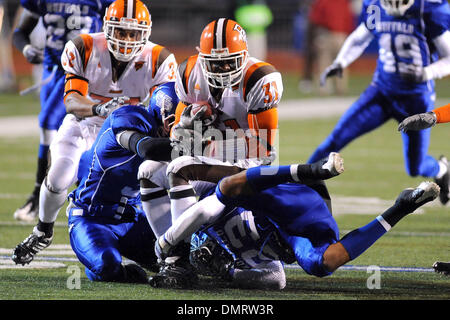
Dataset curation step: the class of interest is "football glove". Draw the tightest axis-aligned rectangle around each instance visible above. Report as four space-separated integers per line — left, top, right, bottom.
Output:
179 104 208 130
398 112 437 132
399 65 425 83
320 62 343 87
23 44 44 64
92 96 129 117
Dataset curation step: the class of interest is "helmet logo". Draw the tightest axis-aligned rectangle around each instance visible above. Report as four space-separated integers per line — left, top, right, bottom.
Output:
233 23 247 44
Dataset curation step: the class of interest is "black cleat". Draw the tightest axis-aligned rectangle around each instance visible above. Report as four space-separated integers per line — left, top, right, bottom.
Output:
148 258 198 289
12 226 52 265
433 261 450 276
121 263 149 283
434 156 450 205
395 181 440 213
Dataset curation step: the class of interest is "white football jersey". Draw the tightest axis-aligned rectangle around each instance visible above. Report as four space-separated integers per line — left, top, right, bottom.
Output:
61 32 177 127
175 55 283 132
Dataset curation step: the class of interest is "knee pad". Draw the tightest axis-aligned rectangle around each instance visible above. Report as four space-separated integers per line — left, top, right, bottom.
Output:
138 160 168 182
46 157 78 193
166 155 198 177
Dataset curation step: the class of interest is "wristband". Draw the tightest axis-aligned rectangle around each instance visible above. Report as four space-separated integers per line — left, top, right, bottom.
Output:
92 104 100 116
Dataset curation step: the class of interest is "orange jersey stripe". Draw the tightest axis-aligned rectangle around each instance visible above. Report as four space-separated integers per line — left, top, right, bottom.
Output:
243 62 271 98
151 45 164 78
79 34 93 70
434 103 450 124
247 107 278 157
63 73 89 103
183 55 198 94
170 101 189 138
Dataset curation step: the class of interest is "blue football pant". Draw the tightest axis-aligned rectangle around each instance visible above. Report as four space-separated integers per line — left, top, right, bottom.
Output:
216 183 339 277
68 211 156 282
308 84 439 177
38 66 67 131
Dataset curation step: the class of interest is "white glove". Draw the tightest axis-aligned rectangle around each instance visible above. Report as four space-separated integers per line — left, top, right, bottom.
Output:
23 44 44 64
92 96 130 117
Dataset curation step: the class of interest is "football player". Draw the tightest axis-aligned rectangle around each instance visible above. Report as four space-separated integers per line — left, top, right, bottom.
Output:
142 18 283 287
12 0 114 221
12 0 177 266
311 0 450 203
155 153 440 289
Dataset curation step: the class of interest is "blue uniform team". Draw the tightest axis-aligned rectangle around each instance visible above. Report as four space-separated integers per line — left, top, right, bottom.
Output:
13 0 114 221
10 0 449 286
311 0 450 203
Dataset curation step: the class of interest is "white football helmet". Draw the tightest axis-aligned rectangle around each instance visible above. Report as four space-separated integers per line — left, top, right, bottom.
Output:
103 0 152 62
380 0 414 16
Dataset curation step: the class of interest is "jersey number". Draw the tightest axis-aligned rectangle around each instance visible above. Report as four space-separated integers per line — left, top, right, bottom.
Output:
379 33 422 73
262 81 279 105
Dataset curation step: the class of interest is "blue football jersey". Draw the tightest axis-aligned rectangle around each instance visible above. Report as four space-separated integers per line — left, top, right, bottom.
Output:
21 0 113 67
69 105 159 217
200 206 282 269
361 0 450 94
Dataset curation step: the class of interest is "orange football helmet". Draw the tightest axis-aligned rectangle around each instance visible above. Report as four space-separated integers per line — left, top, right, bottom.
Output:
103 0 152 61
197 18 249 89
380 0 414 16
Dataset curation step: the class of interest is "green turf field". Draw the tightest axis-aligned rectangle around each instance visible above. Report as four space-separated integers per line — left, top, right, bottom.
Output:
0 74 449 302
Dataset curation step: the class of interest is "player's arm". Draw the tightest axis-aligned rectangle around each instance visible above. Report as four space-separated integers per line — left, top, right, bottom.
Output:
423 31 450 81
320 23 374 86
61 35 128 119
398 103 450 132
245 64 283 161
12 9 43 64
116 130 173 161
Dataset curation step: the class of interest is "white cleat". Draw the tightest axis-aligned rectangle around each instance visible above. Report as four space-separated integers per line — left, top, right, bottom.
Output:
13 196 38 222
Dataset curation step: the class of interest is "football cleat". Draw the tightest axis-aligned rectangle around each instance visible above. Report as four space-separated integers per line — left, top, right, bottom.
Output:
434 156 450 205
13 193 39 222
121 263 149 283
148 258 199 289
432 261 450 276
11 226 53 265
395 181 440 214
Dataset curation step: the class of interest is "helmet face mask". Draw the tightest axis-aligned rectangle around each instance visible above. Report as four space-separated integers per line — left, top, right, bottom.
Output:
198 19 249 89
199 49 248 89
380 0 414 16
104 0 152 62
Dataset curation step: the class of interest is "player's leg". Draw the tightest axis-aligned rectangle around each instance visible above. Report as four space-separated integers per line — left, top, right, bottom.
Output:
328 181 440 272
118 211 159 273
69 213 148 283
138 160 172 238
13 68 66 221
397 91 449 204
11 115 84 265
307 84 390 164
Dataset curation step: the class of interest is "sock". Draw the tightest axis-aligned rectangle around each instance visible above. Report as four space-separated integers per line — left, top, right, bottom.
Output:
169 185 197 223
246 165 298 192
36 219 54 238
140 186 172 238
164 194 225 248
36 145 50 185
339 216 390 260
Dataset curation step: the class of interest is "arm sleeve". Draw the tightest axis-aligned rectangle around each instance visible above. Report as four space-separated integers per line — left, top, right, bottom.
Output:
433 103 450 124
423 31 450 81
334 23 374 68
